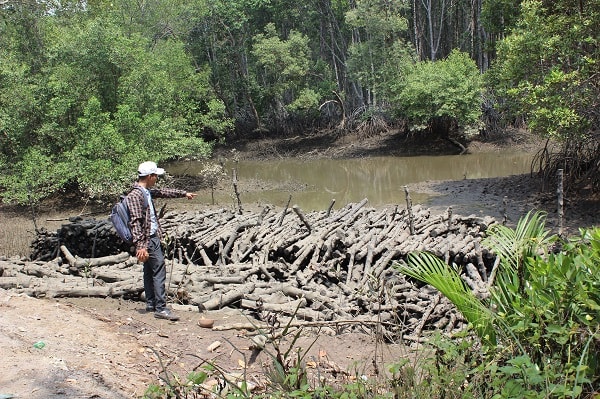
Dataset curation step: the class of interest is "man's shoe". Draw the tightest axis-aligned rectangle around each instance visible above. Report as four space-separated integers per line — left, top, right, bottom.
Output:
146 305 155 312
154 309 179 321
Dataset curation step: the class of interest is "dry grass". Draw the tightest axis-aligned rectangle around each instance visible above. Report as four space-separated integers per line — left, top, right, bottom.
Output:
0 211 38 258
0 208 82 258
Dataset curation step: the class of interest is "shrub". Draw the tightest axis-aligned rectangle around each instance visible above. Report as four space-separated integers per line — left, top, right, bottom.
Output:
397 211 600 397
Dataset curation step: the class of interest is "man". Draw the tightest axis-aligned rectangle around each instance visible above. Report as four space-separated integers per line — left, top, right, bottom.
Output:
127 161 197 321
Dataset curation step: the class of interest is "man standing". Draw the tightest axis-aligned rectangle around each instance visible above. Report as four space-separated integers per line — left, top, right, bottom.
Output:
127 161 197 321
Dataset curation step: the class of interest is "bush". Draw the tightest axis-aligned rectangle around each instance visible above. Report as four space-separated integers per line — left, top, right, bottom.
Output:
392 50 483 135
398 211 600 398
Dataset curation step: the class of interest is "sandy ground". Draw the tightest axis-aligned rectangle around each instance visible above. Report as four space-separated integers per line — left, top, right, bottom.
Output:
0 291 412 398
1 129 599 398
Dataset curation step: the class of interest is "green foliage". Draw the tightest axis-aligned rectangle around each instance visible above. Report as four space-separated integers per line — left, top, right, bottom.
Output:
482 218 600 397
392 50 483 133
251 23 319 122
482 211 551 293
286 88 321 115
397 211 600 397
4 0 593 160
388 333 480 399
142 364 216 398
345 0 412 103
0 52 40 158
486 0 600 141
481 0 522 36
142 383 164 399
0 148 70 206
0 3 228 204
253 24 310 82
485 212 598 328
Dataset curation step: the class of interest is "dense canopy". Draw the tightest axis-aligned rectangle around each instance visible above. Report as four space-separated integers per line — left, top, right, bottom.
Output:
0 0 598 204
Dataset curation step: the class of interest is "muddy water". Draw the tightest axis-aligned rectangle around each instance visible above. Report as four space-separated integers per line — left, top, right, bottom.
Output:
168 152 533 211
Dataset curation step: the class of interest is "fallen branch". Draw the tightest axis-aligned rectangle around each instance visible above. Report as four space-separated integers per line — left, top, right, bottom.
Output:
212 318 396 332
60 245 131 269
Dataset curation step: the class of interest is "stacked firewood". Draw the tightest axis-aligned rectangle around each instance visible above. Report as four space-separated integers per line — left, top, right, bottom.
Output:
3 200 499 341
31 217 132 261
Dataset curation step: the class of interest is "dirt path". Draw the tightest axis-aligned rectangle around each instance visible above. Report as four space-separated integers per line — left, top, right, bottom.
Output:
0 291 150 398
0 290 411 398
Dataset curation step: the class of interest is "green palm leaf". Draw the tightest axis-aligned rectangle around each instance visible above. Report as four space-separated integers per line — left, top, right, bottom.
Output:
483 211 553 315
395 251 496 345
484 210 550 273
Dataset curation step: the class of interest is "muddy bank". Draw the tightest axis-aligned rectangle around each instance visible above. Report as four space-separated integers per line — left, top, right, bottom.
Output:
214 127 545 161
408 173 600 235
214 128 597 234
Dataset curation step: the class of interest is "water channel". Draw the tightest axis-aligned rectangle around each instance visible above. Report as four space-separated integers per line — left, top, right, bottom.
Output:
167 151 534 211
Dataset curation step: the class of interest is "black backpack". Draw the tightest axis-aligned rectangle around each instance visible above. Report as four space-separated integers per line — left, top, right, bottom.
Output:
110 187 148 243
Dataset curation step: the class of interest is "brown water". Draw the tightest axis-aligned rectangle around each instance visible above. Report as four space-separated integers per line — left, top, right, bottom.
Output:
168 152 533 211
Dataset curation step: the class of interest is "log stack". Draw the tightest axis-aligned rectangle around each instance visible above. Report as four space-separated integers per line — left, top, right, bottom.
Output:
31 216 132 261
4 200 499 341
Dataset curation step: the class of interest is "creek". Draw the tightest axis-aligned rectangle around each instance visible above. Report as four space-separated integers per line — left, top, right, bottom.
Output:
167 151 533 211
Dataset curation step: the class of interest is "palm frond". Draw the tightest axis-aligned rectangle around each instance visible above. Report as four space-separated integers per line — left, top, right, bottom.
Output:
395 251 496 345
483 210 553 314
484 210 551 273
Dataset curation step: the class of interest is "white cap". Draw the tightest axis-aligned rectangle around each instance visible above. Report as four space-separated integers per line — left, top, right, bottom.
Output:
138 161 165 177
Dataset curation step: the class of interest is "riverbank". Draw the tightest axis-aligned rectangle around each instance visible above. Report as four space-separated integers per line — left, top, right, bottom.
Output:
214 126 544 160
212 128 596 235
1 128 597 257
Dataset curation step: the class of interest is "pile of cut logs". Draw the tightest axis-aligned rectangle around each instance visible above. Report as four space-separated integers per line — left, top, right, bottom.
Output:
30 217 131 261
2 199 500 341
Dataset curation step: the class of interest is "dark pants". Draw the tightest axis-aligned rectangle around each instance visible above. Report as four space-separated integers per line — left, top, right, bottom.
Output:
143 235 167 312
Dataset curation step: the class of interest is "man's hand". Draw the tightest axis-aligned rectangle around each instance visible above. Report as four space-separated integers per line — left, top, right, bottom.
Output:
136 248 149 263
185 192 198 200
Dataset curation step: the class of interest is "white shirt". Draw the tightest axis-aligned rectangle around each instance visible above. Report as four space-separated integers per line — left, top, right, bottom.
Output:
141 187 158 235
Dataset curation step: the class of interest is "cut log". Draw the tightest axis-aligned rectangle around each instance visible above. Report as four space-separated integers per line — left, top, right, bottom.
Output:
60 245 131 269
195 282 256 311
17 201 505 342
